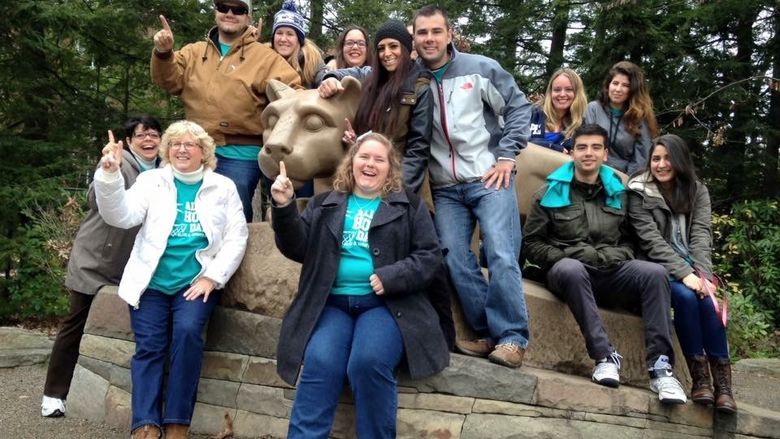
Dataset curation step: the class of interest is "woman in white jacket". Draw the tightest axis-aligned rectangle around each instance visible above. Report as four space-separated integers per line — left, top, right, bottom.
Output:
94 120 248 439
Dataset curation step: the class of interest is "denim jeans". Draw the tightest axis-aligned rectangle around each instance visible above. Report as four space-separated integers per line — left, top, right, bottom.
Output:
432 177 529 348
547 258 675 369
215 156 261 223
128 287 220 431
288 294 404 439
670 281 729 359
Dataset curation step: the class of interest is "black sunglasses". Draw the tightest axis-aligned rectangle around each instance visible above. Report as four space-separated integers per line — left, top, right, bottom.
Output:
215 3 248 15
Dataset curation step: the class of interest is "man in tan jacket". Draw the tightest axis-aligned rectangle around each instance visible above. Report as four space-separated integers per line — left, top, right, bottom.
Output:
151 0 301 222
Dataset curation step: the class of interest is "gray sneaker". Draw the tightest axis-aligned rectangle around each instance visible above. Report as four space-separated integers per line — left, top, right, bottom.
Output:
649 355 687 405
592 351 622 388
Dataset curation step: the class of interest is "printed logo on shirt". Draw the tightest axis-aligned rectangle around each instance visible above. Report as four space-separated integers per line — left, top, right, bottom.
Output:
342 208 375 249
461 82 474 90
530 122 542 136
172 201 205 238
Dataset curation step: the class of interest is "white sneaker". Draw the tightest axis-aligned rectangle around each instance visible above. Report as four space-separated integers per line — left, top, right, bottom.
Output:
592 351 622 388
41 395 65 417
649 355 687 405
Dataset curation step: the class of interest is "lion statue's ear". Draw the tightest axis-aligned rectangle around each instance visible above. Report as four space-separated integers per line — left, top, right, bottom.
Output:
337 76 362 116
266 79 297 102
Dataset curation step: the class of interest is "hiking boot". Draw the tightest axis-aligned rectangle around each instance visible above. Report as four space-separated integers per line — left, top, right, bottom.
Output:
456 338 495 358
686 355 714 405
649 355 687 405
592 351 622 388
41 395 65 417
488 343 525 368
164 423 190 439
710 357 737 414
131 424 161 439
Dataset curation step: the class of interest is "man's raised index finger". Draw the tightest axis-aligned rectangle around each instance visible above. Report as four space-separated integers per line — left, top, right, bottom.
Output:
279 161 287 178
160 15 171 32
107 129 115 144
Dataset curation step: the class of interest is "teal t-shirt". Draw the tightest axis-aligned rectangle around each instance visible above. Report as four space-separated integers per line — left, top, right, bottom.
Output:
331 194 381 295
216 145 262 161
219 42 231 56
431 61 451 83
215 42 262 162
147 179 209 295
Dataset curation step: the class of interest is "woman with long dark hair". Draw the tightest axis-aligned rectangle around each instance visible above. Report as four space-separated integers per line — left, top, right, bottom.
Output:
628 134 736 414
317 19 433 194
585 61 658 175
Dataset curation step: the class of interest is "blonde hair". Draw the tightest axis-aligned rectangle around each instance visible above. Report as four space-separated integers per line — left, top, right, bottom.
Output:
272 39 325 88
332 133 402 196
159 120 217 170
541 68 587 140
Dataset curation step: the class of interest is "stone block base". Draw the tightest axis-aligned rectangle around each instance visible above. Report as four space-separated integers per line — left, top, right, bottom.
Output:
70 292 780 438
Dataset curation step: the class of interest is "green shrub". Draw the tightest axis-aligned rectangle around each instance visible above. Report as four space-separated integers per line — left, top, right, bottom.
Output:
0 135 91 323
712 200 780 358
0 195 85 322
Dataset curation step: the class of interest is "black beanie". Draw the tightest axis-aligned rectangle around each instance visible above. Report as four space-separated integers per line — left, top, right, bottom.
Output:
374 19 412 53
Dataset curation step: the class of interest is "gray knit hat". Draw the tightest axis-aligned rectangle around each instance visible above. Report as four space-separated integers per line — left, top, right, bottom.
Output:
374 19 412 53
273 0 306 44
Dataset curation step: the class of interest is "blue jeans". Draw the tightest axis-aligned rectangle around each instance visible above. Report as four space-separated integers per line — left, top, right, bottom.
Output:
215 156 261 223
670 281 729 358
432 177 529 348
128 287 219 431
288 294 404 439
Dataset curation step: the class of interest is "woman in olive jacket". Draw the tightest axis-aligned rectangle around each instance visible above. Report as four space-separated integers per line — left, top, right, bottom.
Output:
628 134 735 414
270 133 448 438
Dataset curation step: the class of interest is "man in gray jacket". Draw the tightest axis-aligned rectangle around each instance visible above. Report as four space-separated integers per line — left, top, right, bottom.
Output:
523 123 687 404
411 5 531 368
41 115 161 417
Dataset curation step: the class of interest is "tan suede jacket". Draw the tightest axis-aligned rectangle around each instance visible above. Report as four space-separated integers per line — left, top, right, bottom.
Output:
151 26 302 145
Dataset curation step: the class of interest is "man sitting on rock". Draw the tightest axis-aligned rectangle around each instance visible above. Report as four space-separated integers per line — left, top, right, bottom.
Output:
523 123 687 404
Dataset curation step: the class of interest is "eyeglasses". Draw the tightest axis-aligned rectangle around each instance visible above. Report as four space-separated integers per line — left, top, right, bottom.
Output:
344 40 367 49
215 3 248 15
133 131 161 140
171 142 200 150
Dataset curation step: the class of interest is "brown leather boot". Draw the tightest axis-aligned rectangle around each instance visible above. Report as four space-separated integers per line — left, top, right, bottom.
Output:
131 424 161 439
685 355 714 405
709 357 738 414
164 423 190 439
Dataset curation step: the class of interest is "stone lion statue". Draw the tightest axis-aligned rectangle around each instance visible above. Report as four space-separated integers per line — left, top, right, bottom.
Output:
258 76 362 194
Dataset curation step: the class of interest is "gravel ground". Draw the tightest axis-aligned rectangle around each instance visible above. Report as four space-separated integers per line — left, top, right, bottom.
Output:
0 363 212 439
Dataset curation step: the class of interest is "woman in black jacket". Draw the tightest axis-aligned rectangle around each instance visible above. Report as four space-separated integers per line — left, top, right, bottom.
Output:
270 133 448 438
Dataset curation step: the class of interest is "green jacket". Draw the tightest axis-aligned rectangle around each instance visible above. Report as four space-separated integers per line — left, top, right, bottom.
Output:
524 180 634 270
627 172 713 279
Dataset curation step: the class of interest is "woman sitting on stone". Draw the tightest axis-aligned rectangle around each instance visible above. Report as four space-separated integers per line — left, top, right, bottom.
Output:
95 120 248 439
628 134 736 413
270 133 449 438
529 68 588 153
585 61 658 175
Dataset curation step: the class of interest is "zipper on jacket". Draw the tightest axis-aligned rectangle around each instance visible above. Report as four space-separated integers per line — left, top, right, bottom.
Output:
437 81 458 181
